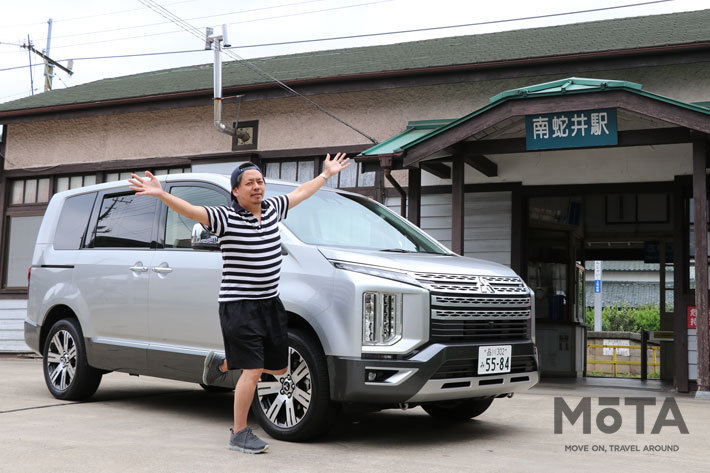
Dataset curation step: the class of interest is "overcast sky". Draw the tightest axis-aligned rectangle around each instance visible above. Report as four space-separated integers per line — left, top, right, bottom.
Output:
0 0 707 105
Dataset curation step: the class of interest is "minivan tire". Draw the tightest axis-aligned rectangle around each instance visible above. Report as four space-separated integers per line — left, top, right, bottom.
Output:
42 319 102 401
422 398 494 420
251 329 335 441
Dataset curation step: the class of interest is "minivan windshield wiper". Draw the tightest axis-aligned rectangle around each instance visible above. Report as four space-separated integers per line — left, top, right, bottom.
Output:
380 248 454 255
380 248 419 253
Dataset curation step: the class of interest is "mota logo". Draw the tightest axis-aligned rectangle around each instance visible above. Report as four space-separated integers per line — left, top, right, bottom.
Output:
554 397 689 434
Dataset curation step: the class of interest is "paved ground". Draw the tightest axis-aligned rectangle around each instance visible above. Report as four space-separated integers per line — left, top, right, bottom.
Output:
1 355 709 473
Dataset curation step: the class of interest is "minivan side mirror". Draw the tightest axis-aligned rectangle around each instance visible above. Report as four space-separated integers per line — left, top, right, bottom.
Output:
191 223 219 250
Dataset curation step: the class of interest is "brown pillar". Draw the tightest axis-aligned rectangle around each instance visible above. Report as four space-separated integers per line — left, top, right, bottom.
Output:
408 167 421 227
693 140 709 394
674 176 689 392
0 125 7 289
452 158 464 255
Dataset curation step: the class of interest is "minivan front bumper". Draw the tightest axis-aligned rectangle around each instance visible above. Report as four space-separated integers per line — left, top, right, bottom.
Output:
328 340 538 404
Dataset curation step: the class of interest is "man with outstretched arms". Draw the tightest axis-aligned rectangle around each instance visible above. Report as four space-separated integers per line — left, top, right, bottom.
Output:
129 153 350 453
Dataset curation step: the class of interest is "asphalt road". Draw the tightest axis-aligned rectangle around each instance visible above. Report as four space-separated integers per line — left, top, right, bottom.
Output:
1 355 709 473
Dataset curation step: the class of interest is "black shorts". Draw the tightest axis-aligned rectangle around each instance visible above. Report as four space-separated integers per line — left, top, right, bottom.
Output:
218 297 288 371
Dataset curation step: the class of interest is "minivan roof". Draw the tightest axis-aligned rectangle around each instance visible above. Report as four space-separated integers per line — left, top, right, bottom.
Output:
52 172 362 200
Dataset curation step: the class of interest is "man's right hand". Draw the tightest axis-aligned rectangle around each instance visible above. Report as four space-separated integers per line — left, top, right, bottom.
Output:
129 170 210 227
129 171 164 197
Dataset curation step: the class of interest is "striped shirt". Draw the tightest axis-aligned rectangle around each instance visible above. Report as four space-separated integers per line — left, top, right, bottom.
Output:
203 195 289 302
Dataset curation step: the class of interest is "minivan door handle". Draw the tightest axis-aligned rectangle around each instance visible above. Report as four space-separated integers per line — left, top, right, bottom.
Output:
152 263 173 274
129 262 149 273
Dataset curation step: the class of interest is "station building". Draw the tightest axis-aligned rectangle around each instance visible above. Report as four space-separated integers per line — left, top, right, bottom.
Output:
1 9 709 392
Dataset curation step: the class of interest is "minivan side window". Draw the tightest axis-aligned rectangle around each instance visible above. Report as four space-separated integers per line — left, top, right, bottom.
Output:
54 193 97 250
164 185 229 249
90 194 157 248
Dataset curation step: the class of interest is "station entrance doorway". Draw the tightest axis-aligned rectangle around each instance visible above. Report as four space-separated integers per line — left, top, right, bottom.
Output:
525 189 675 381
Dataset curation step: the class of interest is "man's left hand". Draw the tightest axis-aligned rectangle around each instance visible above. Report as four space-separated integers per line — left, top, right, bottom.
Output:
322 153 351 178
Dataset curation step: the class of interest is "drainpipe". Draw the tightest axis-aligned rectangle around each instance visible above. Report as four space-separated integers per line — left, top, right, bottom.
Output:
206 26 250 142
384 168 407 217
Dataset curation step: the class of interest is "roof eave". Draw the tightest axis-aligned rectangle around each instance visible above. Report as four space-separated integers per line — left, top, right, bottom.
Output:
2 41 710 120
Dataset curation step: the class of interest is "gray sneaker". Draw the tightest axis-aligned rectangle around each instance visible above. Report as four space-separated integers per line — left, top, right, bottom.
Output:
202 351 228 386
228 427 269 454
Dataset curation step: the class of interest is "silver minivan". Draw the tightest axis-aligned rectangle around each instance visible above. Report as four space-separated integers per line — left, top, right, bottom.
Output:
26 173 539 440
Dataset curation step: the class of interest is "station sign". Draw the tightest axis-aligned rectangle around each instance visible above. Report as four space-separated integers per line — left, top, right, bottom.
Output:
525 108 618 150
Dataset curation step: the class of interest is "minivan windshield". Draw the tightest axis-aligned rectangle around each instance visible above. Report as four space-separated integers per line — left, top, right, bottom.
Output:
266 184 449 254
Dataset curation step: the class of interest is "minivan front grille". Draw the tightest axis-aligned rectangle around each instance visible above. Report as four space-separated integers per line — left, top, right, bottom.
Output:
431 319 529 341
413 273 532 342
431 355 537 379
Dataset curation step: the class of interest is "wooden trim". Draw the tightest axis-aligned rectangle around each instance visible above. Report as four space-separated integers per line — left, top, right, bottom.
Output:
462 154 497 177
374 166 385 204
0 292 29 299
383 180 672 198
693 140 709 391
0 123 6 163
420 162 451 179
4 156 192 178
522 181 676 197
0 184 6 292
2 144 370 179
674 175 690 392
257 144 369 160
451 159 464 255
2 44 709 124
0 125 7 294
511 183 524 276
190 152 259 165
383 181 522 198
4 204 48 216
408 167 421 227
404 91 710 165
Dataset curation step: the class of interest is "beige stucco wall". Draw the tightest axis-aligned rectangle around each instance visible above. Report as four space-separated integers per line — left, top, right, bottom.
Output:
5 62 710 170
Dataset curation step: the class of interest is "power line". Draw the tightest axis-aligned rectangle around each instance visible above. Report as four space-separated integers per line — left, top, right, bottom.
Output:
48 0 396 51
0 0 684 73
138 0 380 144
0 0 201 29
34 0 333 42
43 0 674 53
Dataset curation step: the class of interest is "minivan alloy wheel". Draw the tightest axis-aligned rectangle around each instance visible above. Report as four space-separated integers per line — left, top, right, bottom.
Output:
43 318 102 401
46 329 77 391
256 347 312 427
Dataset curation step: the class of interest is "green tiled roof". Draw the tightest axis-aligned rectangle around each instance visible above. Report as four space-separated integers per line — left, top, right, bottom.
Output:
391 76 710 156
358 119 454 156
2 8 710 114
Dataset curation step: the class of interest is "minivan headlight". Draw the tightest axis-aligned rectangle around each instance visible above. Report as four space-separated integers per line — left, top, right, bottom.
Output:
331 261 421 287
362 292 402 346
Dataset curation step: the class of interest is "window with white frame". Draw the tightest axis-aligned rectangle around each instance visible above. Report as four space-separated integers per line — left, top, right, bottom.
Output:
263 160 373 188
10 178 51 204
105 166 191 182
55 174 97 193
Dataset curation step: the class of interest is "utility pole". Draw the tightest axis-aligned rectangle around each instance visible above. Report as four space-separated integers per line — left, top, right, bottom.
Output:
44 18 53 92
21 31 73 94
26 35 34 95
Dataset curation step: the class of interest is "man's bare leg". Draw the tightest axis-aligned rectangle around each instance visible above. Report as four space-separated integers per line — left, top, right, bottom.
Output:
233 368 263 432
225 363 288 432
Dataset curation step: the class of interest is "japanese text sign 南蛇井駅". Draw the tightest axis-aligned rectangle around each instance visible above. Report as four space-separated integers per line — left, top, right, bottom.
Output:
525 108 618 151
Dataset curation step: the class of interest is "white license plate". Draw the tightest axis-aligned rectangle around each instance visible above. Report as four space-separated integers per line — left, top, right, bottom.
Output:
478 345 512 375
